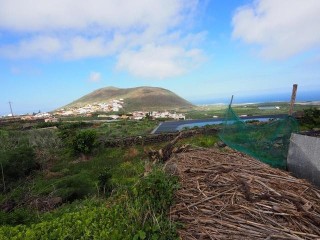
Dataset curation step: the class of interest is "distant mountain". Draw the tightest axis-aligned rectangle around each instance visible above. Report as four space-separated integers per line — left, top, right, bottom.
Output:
63 86 194 111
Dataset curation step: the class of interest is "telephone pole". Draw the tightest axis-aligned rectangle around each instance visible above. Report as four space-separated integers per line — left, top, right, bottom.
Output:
8 101 14 117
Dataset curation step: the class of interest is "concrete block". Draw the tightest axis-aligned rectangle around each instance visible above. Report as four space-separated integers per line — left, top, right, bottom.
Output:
287 133 320 187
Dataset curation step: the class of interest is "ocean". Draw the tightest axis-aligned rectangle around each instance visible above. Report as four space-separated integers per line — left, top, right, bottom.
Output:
191 90 320 105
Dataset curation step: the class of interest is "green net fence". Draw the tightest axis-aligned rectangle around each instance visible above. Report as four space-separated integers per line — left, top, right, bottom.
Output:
218 106 299 169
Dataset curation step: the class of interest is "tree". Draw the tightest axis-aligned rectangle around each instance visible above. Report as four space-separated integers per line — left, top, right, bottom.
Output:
72 130 97 159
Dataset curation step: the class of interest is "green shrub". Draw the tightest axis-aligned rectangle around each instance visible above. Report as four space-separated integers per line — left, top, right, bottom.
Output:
181 135 219 148
112 161 144 187
198 136 218 147
58 122 91 131
0 147 37 189
136 168 179 213
130 168 179 240
72 130 97 156
97 167 113 196
56 174 95 202
0 131 29 151
33 122 61 129
57 122 92 146
0 208 37 226
299 108 320 129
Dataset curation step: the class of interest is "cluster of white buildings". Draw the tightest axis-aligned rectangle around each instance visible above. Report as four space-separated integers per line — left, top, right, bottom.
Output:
55 99 124 116
97 111 185 120
52 99 186 120
149 111 185 120
20 112 52 120
33 112 52 118
2 99 186 122
112 111 185 120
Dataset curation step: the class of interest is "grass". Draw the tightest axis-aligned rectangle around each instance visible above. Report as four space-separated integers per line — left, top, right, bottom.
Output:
96 119 159 138
179 134 219 148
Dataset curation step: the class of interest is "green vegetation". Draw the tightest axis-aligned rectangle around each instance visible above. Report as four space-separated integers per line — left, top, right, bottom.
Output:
0 168 179 240
180 131 219 148
0 119 185 239
72 130 97 156
0 146 37 186
0 102 317 239
97 119 158 138
298 107 320 130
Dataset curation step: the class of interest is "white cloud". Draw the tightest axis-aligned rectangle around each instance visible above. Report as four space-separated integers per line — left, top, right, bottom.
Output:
65 37 111 59
0 35 127 60
0 36 61 58
0 0 184 32
0 0 205 78
232 0 320 59
88 72 102 82
116 44 204 79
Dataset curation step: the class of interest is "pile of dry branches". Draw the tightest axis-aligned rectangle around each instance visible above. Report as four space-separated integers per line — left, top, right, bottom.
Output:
169 148 320 239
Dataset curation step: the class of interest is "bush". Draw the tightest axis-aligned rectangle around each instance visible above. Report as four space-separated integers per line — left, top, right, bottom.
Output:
58 122 91 131
136 168 179 214
0 131 29 152
0 147 37 188
57 122 93 145
72 130 97 156
56 174 95 202
33 122 61 129
97 167 113 196
300 108 320 129
182 135 219 148
0 208 37 226
132 168 179 239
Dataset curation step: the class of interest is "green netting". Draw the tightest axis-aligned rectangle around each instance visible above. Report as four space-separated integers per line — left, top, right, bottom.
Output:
218 106 299 169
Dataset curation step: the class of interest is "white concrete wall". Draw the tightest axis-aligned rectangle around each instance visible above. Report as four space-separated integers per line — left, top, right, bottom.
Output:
287 133 320 187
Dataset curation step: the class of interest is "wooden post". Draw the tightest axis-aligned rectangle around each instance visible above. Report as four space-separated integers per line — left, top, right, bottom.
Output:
229 95 234 108
289 84 298 115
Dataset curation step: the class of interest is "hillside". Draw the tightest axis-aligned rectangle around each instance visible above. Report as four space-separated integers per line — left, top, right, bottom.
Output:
64 86 194 111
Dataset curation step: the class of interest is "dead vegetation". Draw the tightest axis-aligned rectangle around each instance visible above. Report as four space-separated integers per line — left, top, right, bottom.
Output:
146 133 190 163
169 148 320 239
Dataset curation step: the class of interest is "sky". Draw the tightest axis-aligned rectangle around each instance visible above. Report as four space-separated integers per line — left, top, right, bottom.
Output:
1 0 320 115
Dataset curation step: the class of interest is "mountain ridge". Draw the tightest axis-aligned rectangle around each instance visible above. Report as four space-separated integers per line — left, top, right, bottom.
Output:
63 86 194 111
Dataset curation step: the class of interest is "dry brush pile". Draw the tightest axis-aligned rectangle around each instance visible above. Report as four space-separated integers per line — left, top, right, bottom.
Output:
168 148 320 240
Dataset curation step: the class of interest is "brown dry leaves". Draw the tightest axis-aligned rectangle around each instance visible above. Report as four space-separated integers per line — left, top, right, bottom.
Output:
170 148 320 240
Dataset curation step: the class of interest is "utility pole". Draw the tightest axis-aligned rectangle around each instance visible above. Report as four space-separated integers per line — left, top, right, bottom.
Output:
8 101 14 117
289 84 298 116
229 95 234 108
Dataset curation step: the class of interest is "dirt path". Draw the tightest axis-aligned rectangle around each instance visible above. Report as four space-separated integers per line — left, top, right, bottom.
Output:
169 148 320 240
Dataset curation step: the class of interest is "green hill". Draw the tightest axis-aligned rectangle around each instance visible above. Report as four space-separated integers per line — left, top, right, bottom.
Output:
64 86 194 111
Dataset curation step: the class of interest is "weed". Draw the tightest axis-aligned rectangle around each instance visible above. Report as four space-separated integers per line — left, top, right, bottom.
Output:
97 167 113 196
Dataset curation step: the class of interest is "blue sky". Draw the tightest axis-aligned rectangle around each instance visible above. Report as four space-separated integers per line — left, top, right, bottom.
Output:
1 0 320 115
